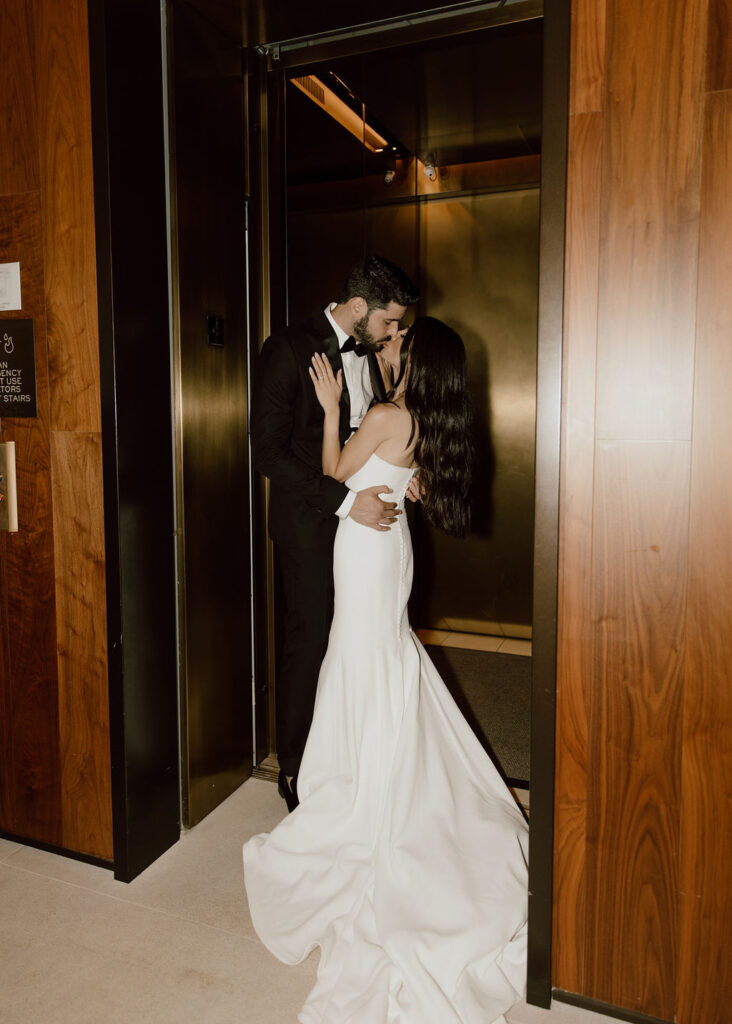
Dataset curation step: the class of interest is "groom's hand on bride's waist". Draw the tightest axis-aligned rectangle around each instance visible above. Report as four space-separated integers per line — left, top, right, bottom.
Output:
348 485 401 532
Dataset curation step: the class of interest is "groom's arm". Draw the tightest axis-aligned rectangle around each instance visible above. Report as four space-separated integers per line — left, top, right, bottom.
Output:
252 336 348 516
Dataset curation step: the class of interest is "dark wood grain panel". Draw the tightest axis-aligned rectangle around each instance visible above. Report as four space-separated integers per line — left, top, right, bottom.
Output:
584 440 688 1020
0 192 61 844
0 533 12 827
707 0 732 92
677 89 732 1024
0 0 110 859
51 431 112 859
595 0 706 441
553 110 603 992
36 0 101 433
569 0 607 115
0 0 39 196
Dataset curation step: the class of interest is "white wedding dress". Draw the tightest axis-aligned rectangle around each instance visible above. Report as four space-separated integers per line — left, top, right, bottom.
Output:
243 452 528 1023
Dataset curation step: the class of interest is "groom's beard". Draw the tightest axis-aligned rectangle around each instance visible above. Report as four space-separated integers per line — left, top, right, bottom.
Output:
352 314 388 353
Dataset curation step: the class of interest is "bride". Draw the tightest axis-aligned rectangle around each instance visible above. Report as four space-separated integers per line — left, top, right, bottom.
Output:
243 316 528 1024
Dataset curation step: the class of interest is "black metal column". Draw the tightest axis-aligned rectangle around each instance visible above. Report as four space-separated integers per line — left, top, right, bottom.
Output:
527 0 571 1006
88 0 180 882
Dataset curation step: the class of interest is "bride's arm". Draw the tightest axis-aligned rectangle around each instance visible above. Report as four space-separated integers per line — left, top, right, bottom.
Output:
328 405 393 482
320 408 341 478
310 353 393 481
309 353 343 476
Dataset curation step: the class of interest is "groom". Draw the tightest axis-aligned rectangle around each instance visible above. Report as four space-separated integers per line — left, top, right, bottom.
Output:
252 256 419 811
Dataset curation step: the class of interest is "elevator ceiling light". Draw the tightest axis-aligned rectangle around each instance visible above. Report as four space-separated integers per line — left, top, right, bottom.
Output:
290 75 389 154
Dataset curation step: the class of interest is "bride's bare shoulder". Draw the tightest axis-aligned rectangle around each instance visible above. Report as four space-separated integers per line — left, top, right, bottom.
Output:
362 401 408 427
386 397 415 429
367 399 416 465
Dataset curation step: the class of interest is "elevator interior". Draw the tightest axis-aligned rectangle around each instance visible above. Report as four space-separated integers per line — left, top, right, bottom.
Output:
253 16 542 790
144 0 566 1005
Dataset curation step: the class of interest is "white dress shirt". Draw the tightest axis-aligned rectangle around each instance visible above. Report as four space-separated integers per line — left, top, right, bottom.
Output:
323 304 374 428
323 304 374 519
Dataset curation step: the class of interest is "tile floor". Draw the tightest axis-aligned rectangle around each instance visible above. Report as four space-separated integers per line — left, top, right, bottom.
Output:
416 628 532 657
0 779 612 1024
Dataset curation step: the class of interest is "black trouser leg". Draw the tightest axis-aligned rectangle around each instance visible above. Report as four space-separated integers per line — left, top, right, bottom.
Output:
274 542 335 778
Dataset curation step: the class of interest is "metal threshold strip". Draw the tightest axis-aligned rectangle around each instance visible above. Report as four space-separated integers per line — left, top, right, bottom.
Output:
255 0 543 67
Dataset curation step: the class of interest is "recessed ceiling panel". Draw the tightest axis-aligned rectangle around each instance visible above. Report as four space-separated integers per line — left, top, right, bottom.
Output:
286 19 542 185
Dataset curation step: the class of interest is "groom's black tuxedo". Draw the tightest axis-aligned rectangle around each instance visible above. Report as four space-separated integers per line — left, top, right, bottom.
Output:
251 307 388 780
252 308 388 547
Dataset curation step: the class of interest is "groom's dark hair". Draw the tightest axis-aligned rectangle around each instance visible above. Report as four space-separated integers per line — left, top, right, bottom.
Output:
339 255 418 312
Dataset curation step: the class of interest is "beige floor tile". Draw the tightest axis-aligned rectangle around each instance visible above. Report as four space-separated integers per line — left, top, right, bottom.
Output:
507 998 613 1023
415 627 450 646
498 638 533 657
500 623 533 640
5 778 285 941
439 617 505 635
510 786 530 814
0 861 317 1024
0 837 22 862
442 632 504 652
1 779 617 1024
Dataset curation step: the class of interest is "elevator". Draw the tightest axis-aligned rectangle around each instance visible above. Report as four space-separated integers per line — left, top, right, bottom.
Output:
248 12 541 794
165 0 568 1007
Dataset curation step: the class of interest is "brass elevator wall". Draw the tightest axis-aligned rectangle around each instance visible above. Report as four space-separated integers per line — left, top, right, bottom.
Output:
416 190 539 633
170 3 253 825
283 19 542 635
287 190 539 633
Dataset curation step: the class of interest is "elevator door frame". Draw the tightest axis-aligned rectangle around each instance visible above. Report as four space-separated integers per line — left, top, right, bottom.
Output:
247 0 570 1007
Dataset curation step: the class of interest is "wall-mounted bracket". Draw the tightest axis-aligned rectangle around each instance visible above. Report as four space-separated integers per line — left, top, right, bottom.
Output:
0 441 18 532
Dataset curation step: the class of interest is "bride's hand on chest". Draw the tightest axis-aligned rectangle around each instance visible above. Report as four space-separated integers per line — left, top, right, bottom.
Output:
309 352 343 414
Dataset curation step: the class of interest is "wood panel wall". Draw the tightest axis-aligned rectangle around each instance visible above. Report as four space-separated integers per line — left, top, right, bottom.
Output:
554 1 732 1020
0 0 112 860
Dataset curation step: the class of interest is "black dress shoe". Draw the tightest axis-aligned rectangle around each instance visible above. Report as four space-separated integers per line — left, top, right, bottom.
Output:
277 769 299 812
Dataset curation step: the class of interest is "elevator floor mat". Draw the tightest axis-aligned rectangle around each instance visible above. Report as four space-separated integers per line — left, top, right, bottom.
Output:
424 646 530 785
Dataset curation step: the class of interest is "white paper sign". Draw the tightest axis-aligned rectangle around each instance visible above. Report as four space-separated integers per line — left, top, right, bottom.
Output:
0 263 22 311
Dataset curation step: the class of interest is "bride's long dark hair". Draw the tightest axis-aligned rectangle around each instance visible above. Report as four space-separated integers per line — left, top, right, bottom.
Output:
400 316 473 538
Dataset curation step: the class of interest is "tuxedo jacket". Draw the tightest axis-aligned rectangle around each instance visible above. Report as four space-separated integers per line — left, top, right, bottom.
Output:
252 309 388 548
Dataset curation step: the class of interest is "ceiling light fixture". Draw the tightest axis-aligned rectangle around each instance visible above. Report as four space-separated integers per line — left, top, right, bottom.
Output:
290 75 389 154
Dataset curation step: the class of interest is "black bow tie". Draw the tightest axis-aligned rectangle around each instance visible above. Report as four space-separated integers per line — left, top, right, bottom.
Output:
341 336 368 357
